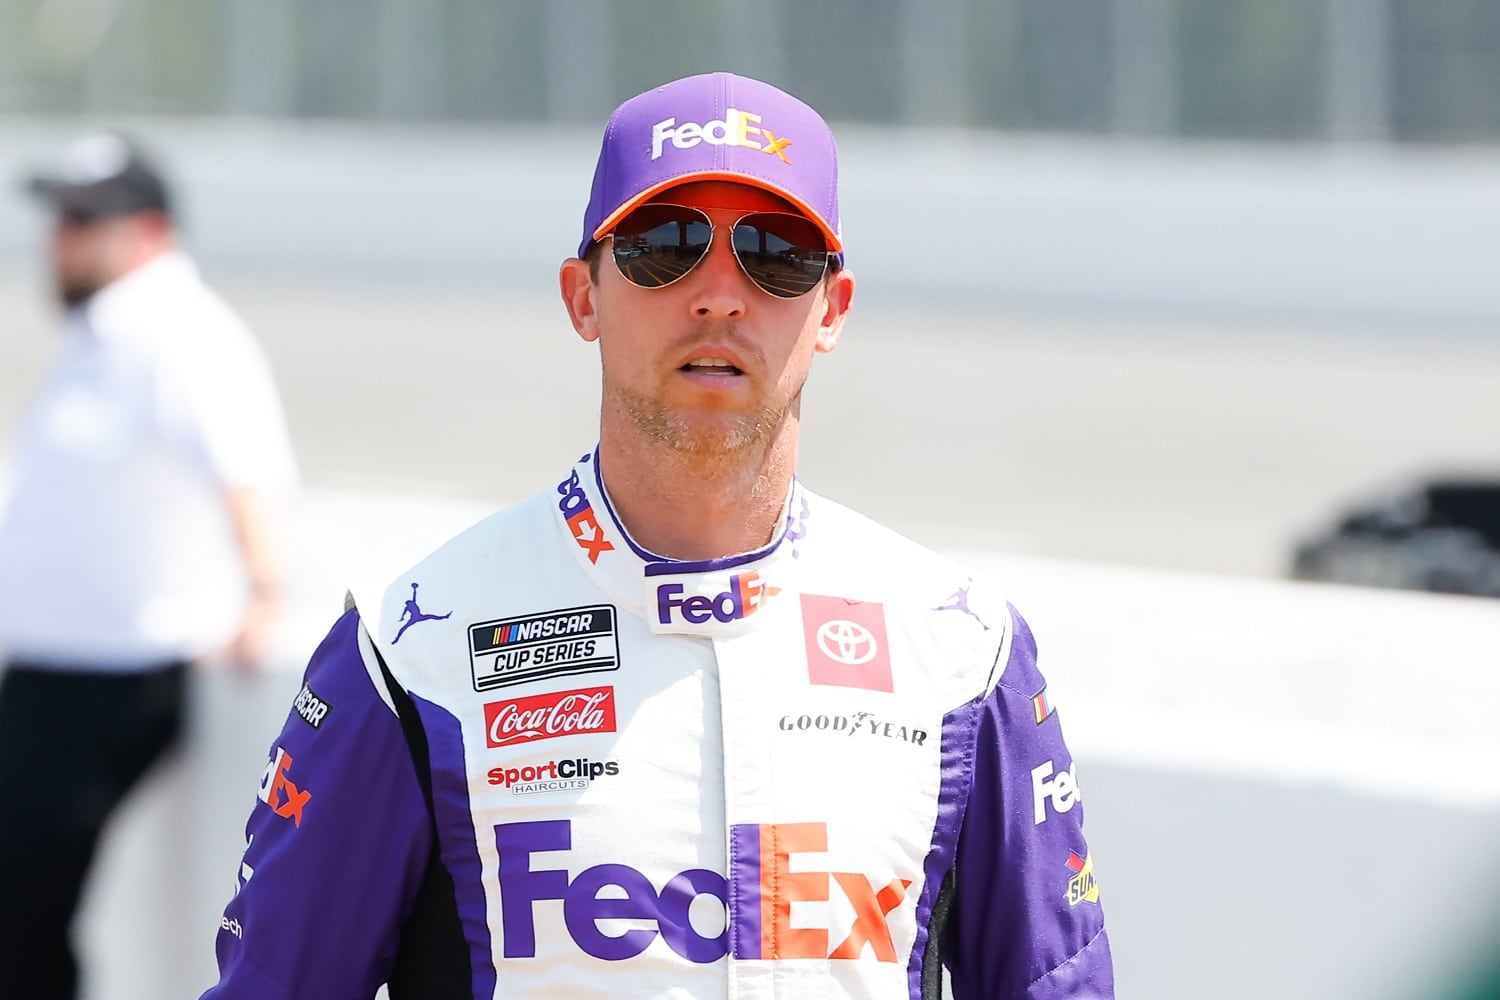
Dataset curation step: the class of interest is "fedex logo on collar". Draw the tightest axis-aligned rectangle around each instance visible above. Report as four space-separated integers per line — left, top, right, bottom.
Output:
557 469 614 564
651 108 793 163
657 570 778 627
494 819 911 964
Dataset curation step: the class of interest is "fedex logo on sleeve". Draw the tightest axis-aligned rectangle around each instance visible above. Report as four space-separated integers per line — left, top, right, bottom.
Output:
1032 759 1082 824
257 747 311 826
494 819 911 965
651 108 793 163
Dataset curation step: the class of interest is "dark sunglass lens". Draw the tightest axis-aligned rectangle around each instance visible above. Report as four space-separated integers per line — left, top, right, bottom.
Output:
611 206 711 288
731 213 830 298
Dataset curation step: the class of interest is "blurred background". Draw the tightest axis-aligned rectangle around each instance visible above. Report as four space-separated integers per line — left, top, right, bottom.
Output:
1 1 1499 998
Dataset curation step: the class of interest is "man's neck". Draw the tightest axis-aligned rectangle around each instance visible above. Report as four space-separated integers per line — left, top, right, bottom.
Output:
597 427 798 562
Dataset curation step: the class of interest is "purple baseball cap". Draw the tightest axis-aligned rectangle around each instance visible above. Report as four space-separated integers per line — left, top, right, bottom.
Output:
578 72 842 261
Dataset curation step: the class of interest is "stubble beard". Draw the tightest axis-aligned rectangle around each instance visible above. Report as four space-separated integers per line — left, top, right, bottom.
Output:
616 383 790 465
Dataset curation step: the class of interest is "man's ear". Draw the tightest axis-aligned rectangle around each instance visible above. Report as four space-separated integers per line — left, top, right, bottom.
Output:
559 257 600 343
814 267 855 354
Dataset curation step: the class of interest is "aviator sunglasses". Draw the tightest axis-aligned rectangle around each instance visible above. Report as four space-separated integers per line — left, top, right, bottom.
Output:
605 203 832 299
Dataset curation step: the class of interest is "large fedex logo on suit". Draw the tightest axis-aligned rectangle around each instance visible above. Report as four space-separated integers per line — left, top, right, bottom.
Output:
495 820 911 964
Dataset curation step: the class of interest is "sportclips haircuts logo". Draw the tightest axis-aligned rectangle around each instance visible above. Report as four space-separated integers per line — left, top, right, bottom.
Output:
487 757 620 795
484 686 617 748
650 107 792 163
494 819 911 964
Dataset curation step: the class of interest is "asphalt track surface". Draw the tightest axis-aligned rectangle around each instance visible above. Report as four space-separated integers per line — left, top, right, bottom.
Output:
2 267 1498 581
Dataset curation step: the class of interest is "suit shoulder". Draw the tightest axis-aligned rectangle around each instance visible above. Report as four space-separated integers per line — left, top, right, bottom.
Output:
808 490 1012 613
347 488 555 638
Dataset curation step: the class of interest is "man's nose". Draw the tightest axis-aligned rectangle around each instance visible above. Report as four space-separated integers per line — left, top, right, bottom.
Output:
687 235 751 319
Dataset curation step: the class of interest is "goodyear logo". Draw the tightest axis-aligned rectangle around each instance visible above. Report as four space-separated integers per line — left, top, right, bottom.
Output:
1065 852 1099 907
651 108 792 163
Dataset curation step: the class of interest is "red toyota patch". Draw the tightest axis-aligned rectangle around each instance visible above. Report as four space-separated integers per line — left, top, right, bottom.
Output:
799 594 894 692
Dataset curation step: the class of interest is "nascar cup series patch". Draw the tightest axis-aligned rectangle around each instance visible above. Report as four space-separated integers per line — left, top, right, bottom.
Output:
469 605 620 692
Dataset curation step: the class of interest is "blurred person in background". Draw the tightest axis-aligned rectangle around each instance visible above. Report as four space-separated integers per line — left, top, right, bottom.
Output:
202 74 1111 998
0 132 298 999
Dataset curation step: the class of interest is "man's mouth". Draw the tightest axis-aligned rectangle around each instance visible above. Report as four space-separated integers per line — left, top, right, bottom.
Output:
681 358 743 376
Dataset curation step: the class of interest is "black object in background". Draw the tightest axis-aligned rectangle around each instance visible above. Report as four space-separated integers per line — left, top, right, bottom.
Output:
1291 478 1500 598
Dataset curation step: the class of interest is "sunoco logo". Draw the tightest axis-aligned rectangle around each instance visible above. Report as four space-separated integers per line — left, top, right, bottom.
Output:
484 686 617 748
1066 852 1099 906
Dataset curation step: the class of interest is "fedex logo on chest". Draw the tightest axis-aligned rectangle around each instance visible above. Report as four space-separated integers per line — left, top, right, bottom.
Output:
495 819 912 965
651 107 792 163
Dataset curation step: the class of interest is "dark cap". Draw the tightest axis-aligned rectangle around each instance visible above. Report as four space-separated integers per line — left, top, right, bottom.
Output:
25 132 172 219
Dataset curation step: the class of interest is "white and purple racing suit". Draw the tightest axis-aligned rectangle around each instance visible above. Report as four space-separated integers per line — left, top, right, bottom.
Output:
204 450 1114 999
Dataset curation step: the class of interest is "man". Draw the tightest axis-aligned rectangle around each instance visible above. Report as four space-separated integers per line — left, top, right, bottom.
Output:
0 133 297 998
204 73 1113 998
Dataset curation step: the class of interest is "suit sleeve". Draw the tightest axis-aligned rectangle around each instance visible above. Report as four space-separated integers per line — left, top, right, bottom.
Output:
944 606 1114 999
201 608 432 999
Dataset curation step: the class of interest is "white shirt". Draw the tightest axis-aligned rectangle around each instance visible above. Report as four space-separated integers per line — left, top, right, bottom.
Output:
0 251 297 669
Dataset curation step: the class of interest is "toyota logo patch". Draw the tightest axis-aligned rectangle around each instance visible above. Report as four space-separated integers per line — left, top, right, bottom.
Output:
800 594 894 692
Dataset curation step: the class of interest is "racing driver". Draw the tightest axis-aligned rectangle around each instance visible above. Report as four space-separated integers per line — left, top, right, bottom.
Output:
203 72 1114 999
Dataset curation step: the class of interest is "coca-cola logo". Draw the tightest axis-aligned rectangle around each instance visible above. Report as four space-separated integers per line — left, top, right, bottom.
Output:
484 686 617 748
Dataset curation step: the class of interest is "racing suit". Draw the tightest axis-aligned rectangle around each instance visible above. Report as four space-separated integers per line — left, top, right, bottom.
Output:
204 450 1113 999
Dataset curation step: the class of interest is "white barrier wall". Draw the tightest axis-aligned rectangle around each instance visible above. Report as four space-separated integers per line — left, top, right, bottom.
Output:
68 490 1500 1000
1 119 1498 327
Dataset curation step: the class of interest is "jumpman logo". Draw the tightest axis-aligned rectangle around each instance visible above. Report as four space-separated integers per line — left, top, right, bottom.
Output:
935 578 989 631
392 582 451 645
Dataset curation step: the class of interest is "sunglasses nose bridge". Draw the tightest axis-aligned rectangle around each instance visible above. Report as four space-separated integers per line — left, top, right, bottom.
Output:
686 231 756 316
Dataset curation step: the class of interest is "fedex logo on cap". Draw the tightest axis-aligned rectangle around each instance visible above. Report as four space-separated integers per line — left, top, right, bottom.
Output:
494 819 911 964
651 108 792 163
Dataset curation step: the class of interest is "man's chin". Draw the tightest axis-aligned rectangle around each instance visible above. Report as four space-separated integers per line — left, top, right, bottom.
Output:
662 419 765 457
640 410 772 459
615 385 788 460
